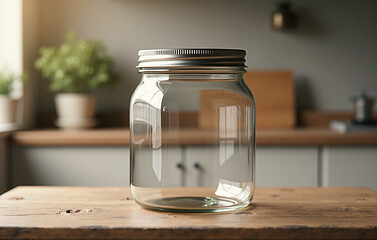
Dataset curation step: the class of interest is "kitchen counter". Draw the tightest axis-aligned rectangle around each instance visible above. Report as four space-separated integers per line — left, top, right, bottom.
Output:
0 186 376 239
10 127 377 146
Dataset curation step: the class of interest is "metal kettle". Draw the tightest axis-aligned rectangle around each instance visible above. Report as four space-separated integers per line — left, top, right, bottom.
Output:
351 91 375 124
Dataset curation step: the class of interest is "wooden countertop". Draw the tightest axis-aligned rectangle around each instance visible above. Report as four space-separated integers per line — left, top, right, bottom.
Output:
10 127 377 146
0 186 376 239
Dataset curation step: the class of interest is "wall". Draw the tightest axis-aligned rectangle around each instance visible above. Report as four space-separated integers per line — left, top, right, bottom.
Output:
0 0 22 193
36 0 377 113
0 0 22 101
0 0 22 75
22 0 40 128
0 0 37 129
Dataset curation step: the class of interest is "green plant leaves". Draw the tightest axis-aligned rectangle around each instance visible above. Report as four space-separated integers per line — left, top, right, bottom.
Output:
35 31 118 93
0 68 24 95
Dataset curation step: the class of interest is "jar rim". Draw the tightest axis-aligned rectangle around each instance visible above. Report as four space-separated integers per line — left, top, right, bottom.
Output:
137 48 247 72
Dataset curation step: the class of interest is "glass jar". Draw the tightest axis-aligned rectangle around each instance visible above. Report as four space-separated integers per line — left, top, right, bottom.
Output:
130 49 255 212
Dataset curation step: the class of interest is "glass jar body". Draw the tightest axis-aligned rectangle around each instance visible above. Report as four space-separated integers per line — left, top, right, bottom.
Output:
130 73 255 212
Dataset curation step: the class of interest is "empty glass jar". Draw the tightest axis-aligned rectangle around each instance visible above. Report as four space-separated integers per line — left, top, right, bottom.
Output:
130 49 255 212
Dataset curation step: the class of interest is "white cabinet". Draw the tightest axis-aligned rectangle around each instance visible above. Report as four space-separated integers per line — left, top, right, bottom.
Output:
10 145 377 191
256 146 319 187
184 146 219 188
12 146 130 187
322 146 377 191
184 146 253 188
183 146 319 188
132 147 183 188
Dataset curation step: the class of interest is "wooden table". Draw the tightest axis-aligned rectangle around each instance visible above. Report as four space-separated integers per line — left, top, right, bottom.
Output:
0 187 377 239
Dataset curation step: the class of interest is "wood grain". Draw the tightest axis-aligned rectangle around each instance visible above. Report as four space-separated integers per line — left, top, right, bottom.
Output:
37 112 198 129
198 71 296 129
198 89 251 130
244 70 296 128
255 128 377 145
0 186 376 239
37 110 377 129
11 128 131 146
10 127 377 146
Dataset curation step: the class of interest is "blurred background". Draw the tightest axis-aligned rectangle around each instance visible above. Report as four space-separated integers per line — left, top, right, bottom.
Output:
0 0 376 194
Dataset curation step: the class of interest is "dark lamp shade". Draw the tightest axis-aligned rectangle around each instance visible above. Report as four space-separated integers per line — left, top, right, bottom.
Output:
272 2 297 30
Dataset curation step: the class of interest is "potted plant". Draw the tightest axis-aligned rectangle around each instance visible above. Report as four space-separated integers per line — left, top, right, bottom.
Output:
0 69 23 125
35 32 117 130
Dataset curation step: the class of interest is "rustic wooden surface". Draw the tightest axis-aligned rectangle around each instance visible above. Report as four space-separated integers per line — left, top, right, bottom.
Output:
10 127 377 146
0 187 376 239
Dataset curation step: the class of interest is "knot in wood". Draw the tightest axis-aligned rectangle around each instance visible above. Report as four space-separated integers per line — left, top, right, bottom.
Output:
121 197 133 201
7 197 24 200
342 207 350 212
57 209 92 216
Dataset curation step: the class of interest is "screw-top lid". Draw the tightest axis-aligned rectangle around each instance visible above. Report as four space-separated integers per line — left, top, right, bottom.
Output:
137 49 247 72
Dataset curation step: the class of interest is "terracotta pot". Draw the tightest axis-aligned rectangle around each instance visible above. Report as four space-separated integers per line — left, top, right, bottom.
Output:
55 93 97 130
0 95 18 124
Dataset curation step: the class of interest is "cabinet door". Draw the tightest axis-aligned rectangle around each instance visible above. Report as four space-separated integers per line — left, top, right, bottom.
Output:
132 147 183 188
322 146 377 191
185 145 253 188
185 146 219 188
256 146 318 187
12 146 130 186
0 134 8 193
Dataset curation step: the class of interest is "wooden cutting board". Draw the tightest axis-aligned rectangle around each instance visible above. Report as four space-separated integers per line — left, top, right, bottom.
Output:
199 70 296 129
244 70 296 128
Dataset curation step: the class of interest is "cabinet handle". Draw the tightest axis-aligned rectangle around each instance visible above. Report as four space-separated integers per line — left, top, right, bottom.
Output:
176 163 184 170
193 162 202 187
193 163 200 169
176 163 185 187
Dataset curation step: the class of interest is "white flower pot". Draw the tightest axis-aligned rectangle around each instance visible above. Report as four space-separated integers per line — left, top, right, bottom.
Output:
0 95 18 124
55 93 97 130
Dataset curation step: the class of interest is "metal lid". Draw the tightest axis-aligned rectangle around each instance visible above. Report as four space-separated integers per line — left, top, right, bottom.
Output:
137 49 247 72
